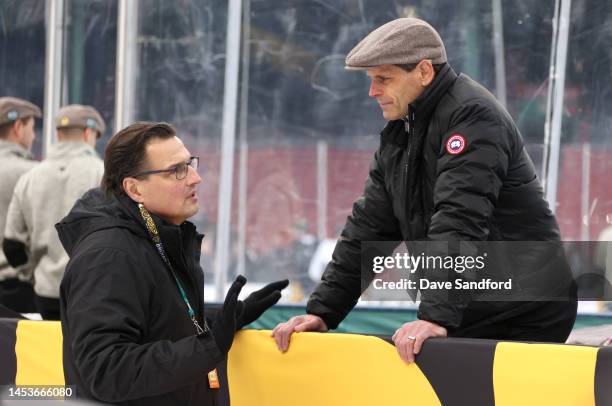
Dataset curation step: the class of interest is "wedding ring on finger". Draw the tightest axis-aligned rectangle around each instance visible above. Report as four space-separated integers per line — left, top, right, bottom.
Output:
407 335 417 341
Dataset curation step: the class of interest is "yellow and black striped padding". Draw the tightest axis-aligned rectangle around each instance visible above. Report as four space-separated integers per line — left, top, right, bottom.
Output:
229 331 612 406
1 318 611 405
0 319 63 386
228 330 441 405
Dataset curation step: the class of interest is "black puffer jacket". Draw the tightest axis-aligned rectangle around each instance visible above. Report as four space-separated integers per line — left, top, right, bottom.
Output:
57 188 224 405
307 64 575 333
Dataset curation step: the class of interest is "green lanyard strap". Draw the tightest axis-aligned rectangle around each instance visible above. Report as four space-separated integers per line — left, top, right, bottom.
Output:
138 203 208 336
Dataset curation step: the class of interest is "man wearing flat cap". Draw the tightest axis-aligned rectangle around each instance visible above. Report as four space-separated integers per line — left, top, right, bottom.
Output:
274 17 577 362
0 96 41 313
2 104 105 319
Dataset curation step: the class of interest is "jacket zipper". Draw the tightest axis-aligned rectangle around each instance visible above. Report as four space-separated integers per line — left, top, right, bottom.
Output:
404 110 415 172
403 110 416 238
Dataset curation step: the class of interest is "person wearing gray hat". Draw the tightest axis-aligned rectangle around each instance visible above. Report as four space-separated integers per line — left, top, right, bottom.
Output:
273 17 576 362
2 104 105 319
55 104 107 140
0 96 42 314
0 96 42 146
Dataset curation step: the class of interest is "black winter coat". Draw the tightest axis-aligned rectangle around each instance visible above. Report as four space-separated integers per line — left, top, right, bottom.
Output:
57 188 224 405
307 64 576 334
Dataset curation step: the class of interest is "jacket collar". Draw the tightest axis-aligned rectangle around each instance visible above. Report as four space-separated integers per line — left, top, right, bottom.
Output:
0 139 33 159
409 63 457 124
157 218 197 265
380 64 458 149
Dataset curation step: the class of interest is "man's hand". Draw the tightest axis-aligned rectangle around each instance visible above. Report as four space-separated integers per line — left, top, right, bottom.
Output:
236 279 289 330
271 314 328 352
392 320 447 364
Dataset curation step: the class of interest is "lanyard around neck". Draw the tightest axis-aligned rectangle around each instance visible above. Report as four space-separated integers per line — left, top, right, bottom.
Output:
138 203 208 336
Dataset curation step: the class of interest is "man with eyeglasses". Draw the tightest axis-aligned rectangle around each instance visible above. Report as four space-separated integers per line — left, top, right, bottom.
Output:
56 121 287 405
3 105 105 320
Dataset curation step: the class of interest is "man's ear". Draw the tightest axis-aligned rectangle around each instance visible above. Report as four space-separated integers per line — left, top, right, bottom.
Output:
10 120 23 138
83 128 97 147
417 60 435 87
123 177 144 203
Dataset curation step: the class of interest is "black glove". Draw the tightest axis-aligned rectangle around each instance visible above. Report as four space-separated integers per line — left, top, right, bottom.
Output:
211 275 246 354
236 279 289 330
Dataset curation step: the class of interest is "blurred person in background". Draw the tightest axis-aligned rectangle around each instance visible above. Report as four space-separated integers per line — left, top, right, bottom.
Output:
2 105 105 320
0 97 41 314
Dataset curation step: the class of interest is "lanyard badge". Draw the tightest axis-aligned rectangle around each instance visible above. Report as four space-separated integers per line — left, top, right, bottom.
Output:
208 369 220 389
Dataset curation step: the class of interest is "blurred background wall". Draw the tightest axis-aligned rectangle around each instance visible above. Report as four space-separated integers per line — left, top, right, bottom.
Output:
1 0 610 315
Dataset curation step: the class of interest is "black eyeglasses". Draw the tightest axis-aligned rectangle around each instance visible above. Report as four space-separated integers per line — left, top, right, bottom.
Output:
135 156 199 180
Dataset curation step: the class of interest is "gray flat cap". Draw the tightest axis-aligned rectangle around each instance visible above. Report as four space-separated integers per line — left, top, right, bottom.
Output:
345 17 447 70
0 97 42 126
56 104 106 136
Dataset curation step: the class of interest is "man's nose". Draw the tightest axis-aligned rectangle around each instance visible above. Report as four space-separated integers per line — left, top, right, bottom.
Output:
187 166 202 185
369 81 382 98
